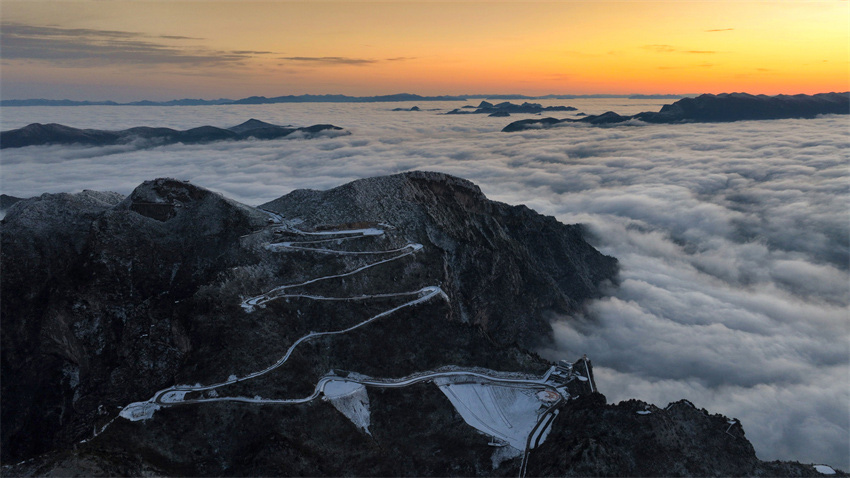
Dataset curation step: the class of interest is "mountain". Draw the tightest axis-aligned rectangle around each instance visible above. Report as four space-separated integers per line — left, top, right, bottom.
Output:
0 194 25 212
628 94 697 99
0 94 704 108
446 101 577 115
0 173 840 476
0 119 346 149
0 98 232 107
503 92 850 131
228 93 467 104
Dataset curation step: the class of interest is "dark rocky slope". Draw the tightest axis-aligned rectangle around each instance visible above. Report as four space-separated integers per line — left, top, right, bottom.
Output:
503 92 849 131
0 119 346 149
529 394 835 477
0 194 24 212
1 173 838 476
261 171 617 347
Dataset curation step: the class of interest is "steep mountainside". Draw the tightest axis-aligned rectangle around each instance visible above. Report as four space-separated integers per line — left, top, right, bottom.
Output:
1 173 839 476
261 171 617 347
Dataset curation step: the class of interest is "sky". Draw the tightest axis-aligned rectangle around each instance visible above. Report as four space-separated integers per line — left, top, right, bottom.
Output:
1 101 847 468
1 1 849 101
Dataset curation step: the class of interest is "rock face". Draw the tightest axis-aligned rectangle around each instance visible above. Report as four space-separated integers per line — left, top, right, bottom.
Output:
0 172 836 476
1 179 268 461
0 119 346 149
0 194 24 212
502 92 850 131
261 171 617 347
528 394 832 477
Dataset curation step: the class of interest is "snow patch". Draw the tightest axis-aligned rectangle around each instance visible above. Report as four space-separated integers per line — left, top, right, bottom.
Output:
438 382 544 450
814 465 836 475
159 390 188 403
323 380 372 435
119 401 160 421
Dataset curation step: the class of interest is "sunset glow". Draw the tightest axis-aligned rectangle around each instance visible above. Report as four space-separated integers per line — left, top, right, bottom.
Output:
1 1 848 100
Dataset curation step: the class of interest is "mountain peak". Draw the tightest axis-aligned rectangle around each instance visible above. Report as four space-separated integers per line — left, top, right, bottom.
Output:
226 118 281 134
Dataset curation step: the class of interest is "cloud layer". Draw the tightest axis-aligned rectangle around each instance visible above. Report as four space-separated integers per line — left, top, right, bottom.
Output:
1 100 847 469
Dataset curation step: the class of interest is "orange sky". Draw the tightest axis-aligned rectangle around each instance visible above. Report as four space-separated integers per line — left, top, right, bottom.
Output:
1 1 848 100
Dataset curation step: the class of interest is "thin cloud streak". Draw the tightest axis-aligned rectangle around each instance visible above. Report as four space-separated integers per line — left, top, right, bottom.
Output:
643 44 721 55
278 56 416 66
1 22 252 67
279 56 378 65
643 44 677 53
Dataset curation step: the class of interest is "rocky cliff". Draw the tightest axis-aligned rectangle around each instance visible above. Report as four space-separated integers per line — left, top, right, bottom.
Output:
0 173 839 476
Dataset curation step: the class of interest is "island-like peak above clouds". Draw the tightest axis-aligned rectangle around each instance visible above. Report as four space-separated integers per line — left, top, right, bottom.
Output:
446 100 577 116
0 120 347 149
503 91 850 131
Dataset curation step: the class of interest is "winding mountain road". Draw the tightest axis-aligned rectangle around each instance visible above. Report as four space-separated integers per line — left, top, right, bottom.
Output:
115 210 575 478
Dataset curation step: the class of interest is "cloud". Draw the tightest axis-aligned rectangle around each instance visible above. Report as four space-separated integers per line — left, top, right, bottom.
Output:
231 50 275 55
1 102 847 470
278 56 416 66
643 44 677 53
278 56 378 65
643 44 721 55
706 28 735 32
658 63 713 70
158 35 203 40
0 22 252 67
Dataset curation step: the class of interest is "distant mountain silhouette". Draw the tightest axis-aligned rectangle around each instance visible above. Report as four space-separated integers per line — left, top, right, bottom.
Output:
446 101 577 115
503 92 850 131
0 98 233 107
0 119 346 149
1 93 701 107
229 93 466 105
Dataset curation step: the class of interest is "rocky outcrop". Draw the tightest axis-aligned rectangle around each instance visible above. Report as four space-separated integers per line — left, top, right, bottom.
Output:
1 179 268 461
262 171 617 347
502 92 850 131
0 119 346 149
527 394 836 477
447 101 577 115
0 194 24 212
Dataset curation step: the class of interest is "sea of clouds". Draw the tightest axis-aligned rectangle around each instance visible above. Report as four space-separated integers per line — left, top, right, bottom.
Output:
2 100 848 469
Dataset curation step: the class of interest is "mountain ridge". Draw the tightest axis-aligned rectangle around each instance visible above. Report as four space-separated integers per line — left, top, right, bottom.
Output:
503 92 850 131
0 119 346 149
0 93 698 106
